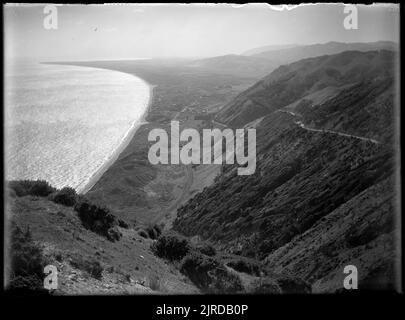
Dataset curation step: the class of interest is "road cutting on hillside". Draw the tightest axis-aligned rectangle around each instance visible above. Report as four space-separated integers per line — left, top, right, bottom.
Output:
277 109 380 145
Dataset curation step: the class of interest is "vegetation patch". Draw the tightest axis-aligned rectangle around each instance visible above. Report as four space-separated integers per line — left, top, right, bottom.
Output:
118 219 130 229
151 231 191 261
146 224 163 240
7 225 48 295
275 275 311 293
8 180 56 197
227 258 263 276
70 255 103 280
180 252 243 293
248 278 281 294
138 229 149 238
74 197 121 242
196 243 216 257
49 187 78 207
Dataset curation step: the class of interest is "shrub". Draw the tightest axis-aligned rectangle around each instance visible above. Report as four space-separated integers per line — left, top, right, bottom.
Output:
197 243 216 257
74 197 120 241
7 225 48 295
138 230 149 238
227 259 262 276
146 224 162 240
275 275 311 293
180 252 243 293
146 227 156 239
29 180 56 197
207 267 244 293
70 255 103 280
8 180 56 197
151 232 191 261
180 252 220 289
107 226 122 242
50 187 77 206
118 219 129 229
257 239 274 258
248 278 281 294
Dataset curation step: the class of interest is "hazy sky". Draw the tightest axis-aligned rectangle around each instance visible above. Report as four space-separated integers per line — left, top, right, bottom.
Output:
4 3 400 61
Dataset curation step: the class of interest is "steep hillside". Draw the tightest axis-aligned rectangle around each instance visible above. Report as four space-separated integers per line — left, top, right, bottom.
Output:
296 76 396 144
174 111 396 252
265 176 399 292
173 50 400 292
215 50 396 128
174 113 399 291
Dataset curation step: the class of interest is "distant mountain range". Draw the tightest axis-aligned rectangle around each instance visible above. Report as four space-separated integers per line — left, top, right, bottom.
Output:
190 41 398 78
242 44 299 56
246 41 397 59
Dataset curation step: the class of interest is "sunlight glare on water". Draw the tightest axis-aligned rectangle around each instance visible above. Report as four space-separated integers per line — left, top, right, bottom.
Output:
5 62 150 192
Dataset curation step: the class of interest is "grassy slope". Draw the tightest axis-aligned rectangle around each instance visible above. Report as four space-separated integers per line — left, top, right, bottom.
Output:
265 176 399 292
6 194 198 294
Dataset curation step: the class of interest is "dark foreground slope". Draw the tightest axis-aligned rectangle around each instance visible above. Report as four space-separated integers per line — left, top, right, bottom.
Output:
5 189 198 294
173 50 400 292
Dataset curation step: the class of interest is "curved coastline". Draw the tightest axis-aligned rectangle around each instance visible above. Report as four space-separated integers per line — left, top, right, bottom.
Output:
78 81 155 195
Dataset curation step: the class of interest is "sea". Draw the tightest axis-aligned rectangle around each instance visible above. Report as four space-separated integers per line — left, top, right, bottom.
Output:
5 61 150 193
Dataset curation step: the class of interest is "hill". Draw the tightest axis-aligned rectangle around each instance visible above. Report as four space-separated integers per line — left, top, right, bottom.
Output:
252 41 397 62
5 188 198 294
173 50 400 292
215 50 397 128
242 44 298 56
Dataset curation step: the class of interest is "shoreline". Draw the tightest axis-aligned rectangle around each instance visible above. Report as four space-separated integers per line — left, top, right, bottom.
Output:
78 81 155 195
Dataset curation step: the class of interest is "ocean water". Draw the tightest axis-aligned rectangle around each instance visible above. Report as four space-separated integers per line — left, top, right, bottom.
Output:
5 62 150 192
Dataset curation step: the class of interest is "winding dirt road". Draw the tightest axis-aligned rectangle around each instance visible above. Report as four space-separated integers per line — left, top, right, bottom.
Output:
294 120 380 144
278 109 380 144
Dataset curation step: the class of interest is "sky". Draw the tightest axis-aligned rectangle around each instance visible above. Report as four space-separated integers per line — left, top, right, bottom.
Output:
4 3 400 61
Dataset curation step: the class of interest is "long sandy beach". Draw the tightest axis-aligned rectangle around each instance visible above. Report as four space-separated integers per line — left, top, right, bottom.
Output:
79 81 155 194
